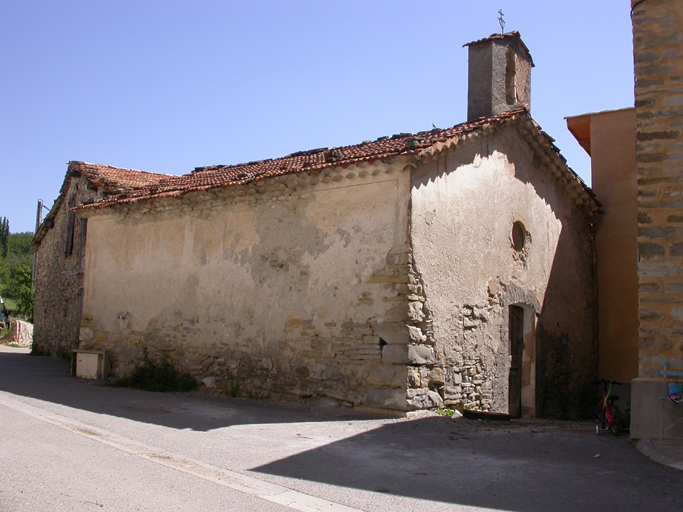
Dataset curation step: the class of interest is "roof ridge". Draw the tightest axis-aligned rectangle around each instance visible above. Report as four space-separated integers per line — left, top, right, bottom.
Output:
69 160 172 177
77 108 533 210
189 108 530 179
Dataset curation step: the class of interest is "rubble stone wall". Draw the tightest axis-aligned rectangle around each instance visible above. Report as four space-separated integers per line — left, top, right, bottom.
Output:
33 176 98 356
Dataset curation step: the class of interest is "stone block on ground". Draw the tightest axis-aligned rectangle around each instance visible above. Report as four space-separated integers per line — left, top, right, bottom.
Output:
202 376 217 388
407 388 443 410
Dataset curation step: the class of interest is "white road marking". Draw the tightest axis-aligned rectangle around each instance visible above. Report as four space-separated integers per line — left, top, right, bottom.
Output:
0 392 363 512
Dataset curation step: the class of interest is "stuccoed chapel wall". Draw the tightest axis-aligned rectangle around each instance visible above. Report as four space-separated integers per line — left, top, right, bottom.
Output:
410 127 597 418
33 176 96 355
79 163 415 408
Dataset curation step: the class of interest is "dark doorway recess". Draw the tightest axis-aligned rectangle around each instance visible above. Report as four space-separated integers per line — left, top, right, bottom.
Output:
509 305 524 418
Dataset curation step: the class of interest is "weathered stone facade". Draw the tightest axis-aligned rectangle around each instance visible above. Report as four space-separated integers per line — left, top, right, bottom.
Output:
632 0 683 376
76 117 597 417
79 162 415 409
37 32 599 418
32 174 97 356
466 32 533 121
630 0 683 438
410 126 597 418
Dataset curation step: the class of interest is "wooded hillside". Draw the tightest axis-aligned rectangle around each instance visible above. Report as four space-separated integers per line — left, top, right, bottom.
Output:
0 216 34 319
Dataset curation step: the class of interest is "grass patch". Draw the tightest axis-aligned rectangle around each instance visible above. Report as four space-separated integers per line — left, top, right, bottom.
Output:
435 407 457 418
217 379 240 397
3 297 17 313
112 351 197 392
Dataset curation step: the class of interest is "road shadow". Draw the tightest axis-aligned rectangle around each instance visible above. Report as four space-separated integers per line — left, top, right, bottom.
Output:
3 349 682 510
253 416 683 512
0 349 381 431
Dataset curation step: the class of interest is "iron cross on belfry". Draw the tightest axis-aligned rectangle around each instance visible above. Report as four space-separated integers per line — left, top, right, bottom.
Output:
498 9 505 33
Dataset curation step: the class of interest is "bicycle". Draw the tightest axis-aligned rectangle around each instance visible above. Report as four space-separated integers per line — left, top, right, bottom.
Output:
592 379 623 436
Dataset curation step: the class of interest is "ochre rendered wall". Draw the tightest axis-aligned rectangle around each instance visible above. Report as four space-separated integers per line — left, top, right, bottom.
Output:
590 108 639 383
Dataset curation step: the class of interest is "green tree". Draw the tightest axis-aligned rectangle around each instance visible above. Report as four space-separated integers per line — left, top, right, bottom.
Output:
7 232 32 255
6 232 33 268
0 231 33 287
0 217 9 259
2 264 34 320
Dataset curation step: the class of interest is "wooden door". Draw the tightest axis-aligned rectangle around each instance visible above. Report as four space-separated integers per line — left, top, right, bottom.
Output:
508 305 524 418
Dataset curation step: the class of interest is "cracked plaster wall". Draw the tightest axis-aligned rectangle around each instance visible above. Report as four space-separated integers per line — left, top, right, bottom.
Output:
410 127 597 418
79 165 415 409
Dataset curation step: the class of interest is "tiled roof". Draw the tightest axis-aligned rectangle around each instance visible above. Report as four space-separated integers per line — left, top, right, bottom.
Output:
64 161 169 194
464 30 522 46
74 106 597 217
31 162 170 249
463 31 533 65
84 107 534 208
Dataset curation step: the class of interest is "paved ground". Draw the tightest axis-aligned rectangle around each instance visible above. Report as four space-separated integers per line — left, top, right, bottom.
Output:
1 345 682 511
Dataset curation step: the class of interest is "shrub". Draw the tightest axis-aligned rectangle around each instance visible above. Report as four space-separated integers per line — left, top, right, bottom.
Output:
113 351 197 392
29 343 49 356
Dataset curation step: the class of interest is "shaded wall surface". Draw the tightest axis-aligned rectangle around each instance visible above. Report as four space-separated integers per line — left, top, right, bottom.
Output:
80 165 415 409
410 127 597 419
588 109 639 383
33 176 94 355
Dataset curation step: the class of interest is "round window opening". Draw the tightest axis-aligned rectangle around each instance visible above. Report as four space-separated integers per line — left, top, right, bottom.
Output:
512 221 526 252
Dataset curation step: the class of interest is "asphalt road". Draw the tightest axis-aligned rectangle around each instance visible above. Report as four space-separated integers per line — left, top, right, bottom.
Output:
1 345 682 512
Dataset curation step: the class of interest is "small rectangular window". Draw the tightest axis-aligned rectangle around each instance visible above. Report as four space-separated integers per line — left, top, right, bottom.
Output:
65 194 76 257
78 218 87 269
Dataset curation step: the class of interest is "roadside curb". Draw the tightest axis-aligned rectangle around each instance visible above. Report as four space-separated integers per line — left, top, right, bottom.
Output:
636 438 683 471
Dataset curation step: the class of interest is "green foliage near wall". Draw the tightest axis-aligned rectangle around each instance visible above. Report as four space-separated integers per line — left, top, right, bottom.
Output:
0 225 35 320
3 265 34 319
113 351 197 392
0 218 9 259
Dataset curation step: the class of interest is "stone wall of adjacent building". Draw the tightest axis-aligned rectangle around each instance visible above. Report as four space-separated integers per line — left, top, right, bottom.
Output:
632 0 683 377
33 176 99 356
410 126 597 419
79 162 418 410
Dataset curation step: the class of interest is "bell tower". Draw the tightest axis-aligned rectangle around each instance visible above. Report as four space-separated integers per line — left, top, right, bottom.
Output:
465 31 534 121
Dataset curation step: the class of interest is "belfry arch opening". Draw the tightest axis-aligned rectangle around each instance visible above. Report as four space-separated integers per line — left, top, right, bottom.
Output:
505 47 517 106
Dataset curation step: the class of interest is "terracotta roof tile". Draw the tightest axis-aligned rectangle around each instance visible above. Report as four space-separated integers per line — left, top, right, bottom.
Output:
74 107 597 216
463 31 533 66
65 161 169 194
88 108 530 208
31 162 170 249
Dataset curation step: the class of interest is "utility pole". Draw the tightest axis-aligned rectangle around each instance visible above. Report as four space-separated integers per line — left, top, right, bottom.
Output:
32 199 44 285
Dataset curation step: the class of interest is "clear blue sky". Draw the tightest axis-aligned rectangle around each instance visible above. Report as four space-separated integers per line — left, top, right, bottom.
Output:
1 0 634 234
